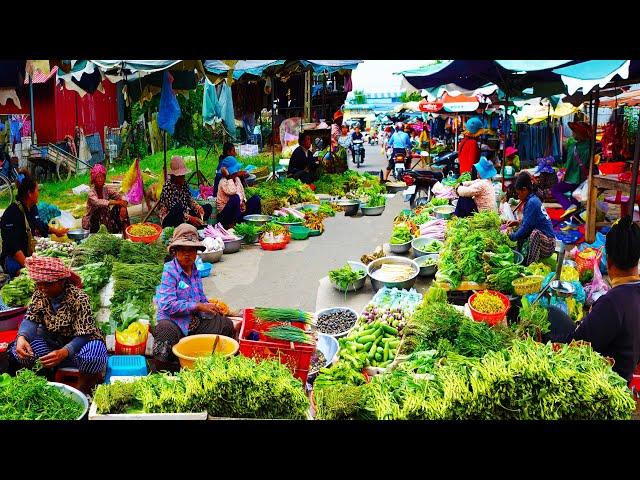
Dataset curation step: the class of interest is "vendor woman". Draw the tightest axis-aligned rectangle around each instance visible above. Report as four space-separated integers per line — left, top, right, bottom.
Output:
0 170 69 278
157 156 213 228
9 256 108 394
82 163 130 233
454 157 498 218
507 172 556 265
216 163 261 229
213 142 247 197
545 216 640 383
153 224 235 372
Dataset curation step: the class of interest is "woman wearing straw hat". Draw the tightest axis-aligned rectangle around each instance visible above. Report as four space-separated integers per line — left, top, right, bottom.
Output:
458 117 484 174
454 157 498 218
82 163 130 234
153 224 235 372
157 156 213 228
551 121 592 216
9 256 108 394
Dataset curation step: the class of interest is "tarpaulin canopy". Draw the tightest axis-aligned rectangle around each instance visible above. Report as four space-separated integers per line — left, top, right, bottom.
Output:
299 60 362 73
552 60 630 95
203 60 286 80
203 59 362 82
515 99 579 124
423 83 498 100
90 60 183 74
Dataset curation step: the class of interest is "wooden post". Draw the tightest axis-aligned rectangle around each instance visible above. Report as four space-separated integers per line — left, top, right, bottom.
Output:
585 88 600 243
304 69 311 123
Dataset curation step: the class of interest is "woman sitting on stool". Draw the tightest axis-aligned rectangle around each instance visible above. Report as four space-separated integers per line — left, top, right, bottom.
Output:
82 163 130 233
216 164 261 229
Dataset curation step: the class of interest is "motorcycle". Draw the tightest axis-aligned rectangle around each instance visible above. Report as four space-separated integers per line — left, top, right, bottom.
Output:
431 151 460 178
402 169 444 208
352 139 365 168
392 150 408 179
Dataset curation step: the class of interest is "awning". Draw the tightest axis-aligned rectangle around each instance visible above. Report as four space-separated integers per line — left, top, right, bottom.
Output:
24 66 57 84
203 60 286 80
441 92 480 112
598 87 640 107
90 60 183 74
552 60 630 95
299 60 362 73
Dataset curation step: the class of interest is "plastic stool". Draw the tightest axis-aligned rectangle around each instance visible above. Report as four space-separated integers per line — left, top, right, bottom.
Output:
105 355 147 384
54 367 80 389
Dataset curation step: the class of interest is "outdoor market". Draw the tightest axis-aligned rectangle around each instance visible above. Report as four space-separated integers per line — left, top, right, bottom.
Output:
0 59 639 421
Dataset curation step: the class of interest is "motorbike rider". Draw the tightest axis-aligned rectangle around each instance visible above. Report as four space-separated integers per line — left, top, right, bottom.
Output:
350 123 365 164
384 122 411 181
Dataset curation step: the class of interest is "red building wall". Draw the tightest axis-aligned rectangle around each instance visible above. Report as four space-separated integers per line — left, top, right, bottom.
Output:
0 78 119 145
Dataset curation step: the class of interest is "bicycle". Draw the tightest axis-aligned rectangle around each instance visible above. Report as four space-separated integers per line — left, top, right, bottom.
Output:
0 153 20 211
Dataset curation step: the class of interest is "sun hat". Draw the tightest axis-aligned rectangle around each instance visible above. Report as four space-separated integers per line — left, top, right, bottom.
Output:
333 110 343 121
464 117 484 136
568 121 593 140
169 155 190 177
168 223 205 253
474 156 498 179
505 146 518 158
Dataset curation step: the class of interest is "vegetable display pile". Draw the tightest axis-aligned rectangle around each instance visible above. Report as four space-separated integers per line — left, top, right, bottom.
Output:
72 225 123 267
109 262 163 325
35 237 75 258
328 264 365 293
94 354 310 419
275 213 303 224
204 223 240 242
0 369 84 420
416 257 438 267
74 260 113 313
415 239 442 254
246 178 316 215
470 290 505 314
161 226 175 245
233 223 259 243
317 203 336 217
258 222 288 243
313 171 383 198
119 240 167 265
390 223 413 244
316 309 358 335
1 272 35 307
263 325 314 344
365 193 386 208
303 212 325 233
129 223 158 237
436 212 519 289
371 264 415 282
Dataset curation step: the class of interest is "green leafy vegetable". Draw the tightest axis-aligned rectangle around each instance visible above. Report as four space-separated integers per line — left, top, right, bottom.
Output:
329 264 366 293
390 223 412 244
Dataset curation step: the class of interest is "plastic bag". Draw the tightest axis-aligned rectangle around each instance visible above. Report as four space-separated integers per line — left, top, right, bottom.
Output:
585 260 609 306
72 184 91 195
572 180 589 202
499 201 516 222
55 211 77 229
121 158 144 205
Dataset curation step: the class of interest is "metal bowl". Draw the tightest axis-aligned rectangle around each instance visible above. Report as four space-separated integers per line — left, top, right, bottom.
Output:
67 229 90 243
389 239 412 254
337 200 360 216
411 236 442 257
433 205 455 219
48 382 89 420
315 306 360 338
244 214 273 226
361 205 386 216
222 238 242 254
199 249 223 263
245 173 257 186
414 254 439 277
386 182 406 194
367 256 420 291
329 261 368 293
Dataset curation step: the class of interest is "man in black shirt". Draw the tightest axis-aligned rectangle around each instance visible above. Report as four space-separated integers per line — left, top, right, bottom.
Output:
350 123 365 163
287 132 318 184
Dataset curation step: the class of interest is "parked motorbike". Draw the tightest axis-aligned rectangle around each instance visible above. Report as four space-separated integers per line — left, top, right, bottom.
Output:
402 169 444 208
431 151 460 178
352 139 365 168
392 151 408 179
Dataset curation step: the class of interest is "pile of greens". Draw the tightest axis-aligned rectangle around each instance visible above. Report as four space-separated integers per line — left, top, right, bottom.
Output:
0 369 85 420
71 225 123 267
94 354 309 419
108 262 163 325
365 193 386 208
317 203 336 217
246 178 316 215
390 223 413 244
0 272 35 307
118 240 167 265
437 212 518 288
74 260 113 313
329 264 366 293
233 223 259 243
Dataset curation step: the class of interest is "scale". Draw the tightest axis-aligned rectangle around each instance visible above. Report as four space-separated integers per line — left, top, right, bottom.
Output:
532 242 576 314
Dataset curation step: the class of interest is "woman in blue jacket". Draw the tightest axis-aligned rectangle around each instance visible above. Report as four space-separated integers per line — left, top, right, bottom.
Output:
507 172 556 265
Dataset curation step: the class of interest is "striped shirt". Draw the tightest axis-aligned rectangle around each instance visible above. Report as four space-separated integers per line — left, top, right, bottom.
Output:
156 258 207 336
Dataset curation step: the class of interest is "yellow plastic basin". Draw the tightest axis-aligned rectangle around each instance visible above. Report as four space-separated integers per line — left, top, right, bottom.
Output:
172 334 239 369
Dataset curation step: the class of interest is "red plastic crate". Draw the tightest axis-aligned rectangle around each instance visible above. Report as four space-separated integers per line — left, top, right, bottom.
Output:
0 329 18 352
238 308 315 383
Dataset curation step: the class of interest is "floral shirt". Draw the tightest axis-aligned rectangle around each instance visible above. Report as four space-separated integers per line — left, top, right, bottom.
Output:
82 185 122 230
156 258 208 336
216 177 246 213
157 181 199 223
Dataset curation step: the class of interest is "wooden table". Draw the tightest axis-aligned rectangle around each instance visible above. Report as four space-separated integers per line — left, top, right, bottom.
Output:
585 174 633 243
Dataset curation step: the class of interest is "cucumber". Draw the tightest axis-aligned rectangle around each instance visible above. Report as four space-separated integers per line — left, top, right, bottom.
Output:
383 343 390 362
382 325 399 336
357 334 376 344
363 342 373 351
375 352 383 362
374 327 384 338
368 341 378 360
376 346 383 353
355 343 367 351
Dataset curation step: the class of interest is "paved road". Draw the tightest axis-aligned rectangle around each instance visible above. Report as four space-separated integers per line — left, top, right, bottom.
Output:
201 144 406 312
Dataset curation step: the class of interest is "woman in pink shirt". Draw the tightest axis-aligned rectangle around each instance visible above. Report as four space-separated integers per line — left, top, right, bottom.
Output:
82 164 130 233
216 164 261 229
454 157 498 217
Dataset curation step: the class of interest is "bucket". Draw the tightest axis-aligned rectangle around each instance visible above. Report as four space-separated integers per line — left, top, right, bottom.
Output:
172 334 239 369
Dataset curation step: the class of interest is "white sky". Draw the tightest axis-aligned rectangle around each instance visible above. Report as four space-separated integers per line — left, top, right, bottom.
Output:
351 60 437 93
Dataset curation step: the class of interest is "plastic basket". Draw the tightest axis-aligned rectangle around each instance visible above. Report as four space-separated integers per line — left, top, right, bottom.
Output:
468 291 510 326
106 355 147 383
115 327 149 355
575 248 602 274
125 223 162 244
511 275 544 296
259 239 288 250
238 308 314 383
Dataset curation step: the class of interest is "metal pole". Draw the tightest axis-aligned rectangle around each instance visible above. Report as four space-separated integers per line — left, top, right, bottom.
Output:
271 75 276 181
163 131 167 180
501 98 508 190
627 109 640 219
29 74 35 144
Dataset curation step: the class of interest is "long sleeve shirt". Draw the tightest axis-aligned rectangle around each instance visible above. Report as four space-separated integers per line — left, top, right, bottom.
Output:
156 258 208 336
458 137 480 174
556 281 640 382
509 193 555 241
0 201 49 263
456 179 497 212
157 181 200 223
216 177 246 212
81 185 122 230
288 146 316 175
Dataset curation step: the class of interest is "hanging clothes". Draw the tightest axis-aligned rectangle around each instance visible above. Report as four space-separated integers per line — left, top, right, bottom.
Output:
10 116 22 145
202 79 220 126
217 81 236 137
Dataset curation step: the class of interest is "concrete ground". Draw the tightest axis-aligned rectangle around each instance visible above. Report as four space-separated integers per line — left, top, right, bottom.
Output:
200 144 432 314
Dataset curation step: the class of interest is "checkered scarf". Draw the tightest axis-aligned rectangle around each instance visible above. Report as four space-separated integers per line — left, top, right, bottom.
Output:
25 256 83 288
